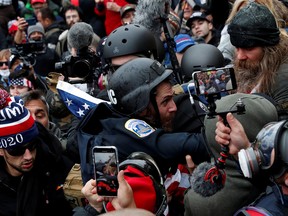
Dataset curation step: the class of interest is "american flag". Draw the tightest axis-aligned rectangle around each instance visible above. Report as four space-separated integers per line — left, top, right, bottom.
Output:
56 80 110 119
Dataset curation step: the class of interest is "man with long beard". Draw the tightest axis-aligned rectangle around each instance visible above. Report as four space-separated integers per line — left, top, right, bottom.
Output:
228 2 288 120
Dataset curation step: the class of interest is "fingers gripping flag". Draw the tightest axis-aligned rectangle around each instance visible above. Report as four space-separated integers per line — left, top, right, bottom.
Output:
56 81 110 119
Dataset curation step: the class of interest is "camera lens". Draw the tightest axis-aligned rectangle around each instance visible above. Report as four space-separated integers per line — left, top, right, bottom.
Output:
72 59 91 78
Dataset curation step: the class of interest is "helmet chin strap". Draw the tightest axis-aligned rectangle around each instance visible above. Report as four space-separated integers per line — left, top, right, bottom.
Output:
149 90 162 129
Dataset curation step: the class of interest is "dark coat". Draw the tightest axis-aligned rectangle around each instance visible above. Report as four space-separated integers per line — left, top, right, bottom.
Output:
0 123 73 216
77 102 209 184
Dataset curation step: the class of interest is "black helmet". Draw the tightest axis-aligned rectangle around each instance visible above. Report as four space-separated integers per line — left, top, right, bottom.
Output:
119 152 167 215
107 58 173 116
103 24 159 61
181 44 224 81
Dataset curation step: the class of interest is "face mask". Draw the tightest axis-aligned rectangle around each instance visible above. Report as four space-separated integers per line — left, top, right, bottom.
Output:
0 69 10 80
238 120 288 178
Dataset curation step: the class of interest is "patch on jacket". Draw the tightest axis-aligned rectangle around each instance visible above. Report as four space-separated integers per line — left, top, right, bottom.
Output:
125 119 155 138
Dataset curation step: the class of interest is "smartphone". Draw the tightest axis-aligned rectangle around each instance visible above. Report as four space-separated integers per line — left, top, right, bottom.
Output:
25 17 37 26
92 146 119 197
192 66 237 96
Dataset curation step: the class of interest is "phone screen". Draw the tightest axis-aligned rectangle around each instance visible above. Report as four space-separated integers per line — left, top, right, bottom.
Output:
192 66 237 96
92 146 119 197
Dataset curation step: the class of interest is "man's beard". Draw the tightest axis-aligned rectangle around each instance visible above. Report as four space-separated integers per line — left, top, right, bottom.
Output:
234 59 262 93
161 115 175 132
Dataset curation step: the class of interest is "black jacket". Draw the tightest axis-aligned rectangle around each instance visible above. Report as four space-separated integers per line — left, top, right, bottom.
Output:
77 103 210 184
0 123 73 216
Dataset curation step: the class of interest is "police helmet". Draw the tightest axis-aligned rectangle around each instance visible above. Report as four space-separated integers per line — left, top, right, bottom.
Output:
181 44 224 81
103 24 161 61
119 152 167 215
107 58 173 116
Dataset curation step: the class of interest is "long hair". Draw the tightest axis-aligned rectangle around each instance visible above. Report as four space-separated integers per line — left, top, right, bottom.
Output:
257 33 288 94
234 33 288 93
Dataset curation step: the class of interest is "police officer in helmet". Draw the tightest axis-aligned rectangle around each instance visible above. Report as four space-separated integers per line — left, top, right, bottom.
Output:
77 57 209 183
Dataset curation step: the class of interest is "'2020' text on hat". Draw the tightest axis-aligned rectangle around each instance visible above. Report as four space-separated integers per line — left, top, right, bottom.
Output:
0 89 38 149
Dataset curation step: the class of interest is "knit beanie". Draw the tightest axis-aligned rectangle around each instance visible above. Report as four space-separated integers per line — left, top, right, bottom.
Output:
0 89 38 149
228 2 280 48
27 23 45 38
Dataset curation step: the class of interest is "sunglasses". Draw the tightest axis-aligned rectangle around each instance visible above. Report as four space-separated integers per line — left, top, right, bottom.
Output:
6 141 37 156
0 61 8 67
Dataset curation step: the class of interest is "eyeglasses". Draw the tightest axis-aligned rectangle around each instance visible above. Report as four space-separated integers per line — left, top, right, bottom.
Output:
6 141 37 156
0 61 8 67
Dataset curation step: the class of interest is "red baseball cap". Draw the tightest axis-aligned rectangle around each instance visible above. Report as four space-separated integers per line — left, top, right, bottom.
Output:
30 0 47 4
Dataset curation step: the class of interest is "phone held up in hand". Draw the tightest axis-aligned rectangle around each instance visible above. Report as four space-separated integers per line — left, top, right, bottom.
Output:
192 66 237 96
92 146 119 197
25 17 37 26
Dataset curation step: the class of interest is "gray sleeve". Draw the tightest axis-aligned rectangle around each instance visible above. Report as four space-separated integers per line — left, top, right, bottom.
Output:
217 25 235 62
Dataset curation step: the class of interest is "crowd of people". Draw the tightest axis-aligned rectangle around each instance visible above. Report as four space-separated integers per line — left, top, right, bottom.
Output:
0 0 288 216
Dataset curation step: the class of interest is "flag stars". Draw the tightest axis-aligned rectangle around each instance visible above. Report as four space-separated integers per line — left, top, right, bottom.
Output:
82 103 90 110
65 98 73 106
76 108 85 117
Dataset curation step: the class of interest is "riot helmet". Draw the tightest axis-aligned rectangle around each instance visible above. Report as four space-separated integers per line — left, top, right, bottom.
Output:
107 58 173 116
181 44 224 82
238 120 288 178
103 24 161 62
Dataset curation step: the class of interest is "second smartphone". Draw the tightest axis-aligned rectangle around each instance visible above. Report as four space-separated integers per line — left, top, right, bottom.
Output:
92 146 119 197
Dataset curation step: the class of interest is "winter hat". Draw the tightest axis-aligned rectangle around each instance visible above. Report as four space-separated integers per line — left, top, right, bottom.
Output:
8 20 18 35
228 2 280 48
27 23 45 38
0 89 38 149
174 34 195 53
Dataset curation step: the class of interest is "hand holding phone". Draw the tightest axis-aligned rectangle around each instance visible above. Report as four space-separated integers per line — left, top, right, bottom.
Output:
17 17 29 32
92 146 119 197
